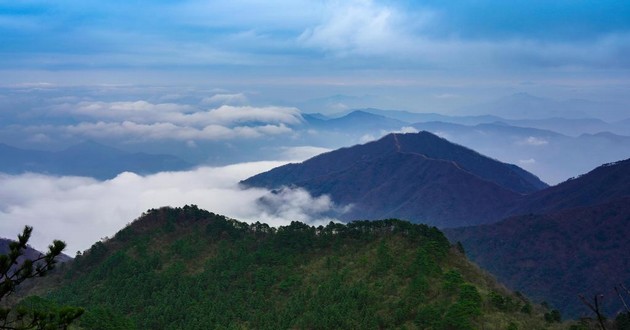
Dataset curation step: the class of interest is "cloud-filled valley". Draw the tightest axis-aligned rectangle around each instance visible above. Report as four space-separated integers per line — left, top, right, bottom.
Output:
0 162 343 253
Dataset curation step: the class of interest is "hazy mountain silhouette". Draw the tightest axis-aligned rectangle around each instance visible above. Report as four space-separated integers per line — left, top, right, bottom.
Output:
303 110 408 132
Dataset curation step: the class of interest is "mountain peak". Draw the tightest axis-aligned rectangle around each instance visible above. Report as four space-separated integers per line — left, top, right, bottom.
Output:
242 131 547 227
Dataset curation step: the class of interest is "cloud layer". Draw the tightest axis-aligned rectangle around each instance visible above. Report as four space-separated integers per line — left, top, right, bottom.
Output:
0 162 342 253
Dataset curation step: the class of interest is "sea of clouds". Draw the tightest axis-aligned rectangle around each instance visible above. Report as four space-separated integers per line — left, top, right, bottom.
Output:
0 161 342 254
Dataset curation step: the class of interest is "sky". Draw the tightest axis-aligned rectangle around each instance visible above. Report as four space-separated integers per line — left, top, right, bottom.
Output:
1 0 630 109
1 0 630 251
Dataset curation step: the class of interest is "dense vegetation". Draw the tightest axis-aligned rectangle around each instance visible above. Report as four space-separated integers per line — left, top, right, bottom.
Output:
446 197 630 320
29 206 565 329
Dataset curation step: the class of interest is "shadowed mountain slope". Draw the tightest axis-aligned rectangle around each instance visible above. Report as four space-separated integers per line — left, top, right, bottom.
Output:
242 132 547 227
446 159 630 319
508 158 630 216
446 197 630 319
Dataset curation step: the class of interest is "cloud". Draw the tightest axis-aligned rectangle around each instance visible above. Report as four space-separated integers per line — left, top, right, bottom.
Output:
205 105 304 126
518 136 549 146
279 146 331 161
0 162 345 253
41 100 305 142
201 93 248 106
62 101 303 127
392 126 419 134
62 121 293 141
299 0 425 57
519 158 536 165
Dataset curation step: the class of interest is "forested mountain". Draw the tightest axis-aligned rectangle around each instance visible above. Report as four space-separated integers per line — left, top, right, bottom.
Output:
507 158 630 215
242 131 547 227
446 159 630 319
446 197 630 320
29 206 565 329
0 141 192 179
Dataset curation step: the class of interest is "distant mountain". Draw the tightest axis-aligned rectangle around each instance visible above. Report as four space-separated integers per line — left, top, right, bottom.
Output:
446 159 630 319
242 132 547 227
354 108 504 126
507 158 630 215
0 141 192 179
304 110 408 132
503 117 624 137
0 238 72 264
411 121 630 184
35 206 561 329
459 92 628 121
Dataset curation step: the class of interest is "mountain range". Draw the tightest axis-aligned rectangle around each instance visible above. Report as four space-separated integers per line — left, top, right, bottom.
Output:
242 131 630 320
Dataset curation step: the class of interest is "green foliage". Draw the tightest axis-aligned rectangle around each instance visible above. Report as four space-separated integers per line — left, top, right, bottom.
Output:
0 226 82 329
617 312 630 330
544 309 562 323
442 270 464 294
506 321 518 330
43 206 561 329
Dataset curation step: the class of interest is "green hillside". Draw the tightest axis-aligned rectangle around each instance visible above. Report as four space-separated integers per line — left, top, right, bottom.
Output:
35 206 565 329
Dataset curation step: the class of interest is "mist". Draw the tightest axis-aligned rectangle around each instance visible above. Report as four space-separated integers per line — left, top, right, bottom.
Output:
0 162 343 253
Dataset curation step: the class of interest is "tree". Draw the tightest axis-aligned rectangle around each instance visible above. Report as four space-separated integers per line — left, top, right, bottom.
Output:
0 225 83 329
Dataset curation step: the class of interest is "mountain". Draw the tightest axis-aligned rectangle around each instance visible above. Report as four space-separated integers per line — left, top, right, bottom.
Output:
459 92 629 121
304 110 408 132
33 206 565 329
0 238 72 265
446 197 630 319
446 159 630 319
355 108 504 126
242 132 548 227
503 117 624 137
0 141 192 179
410 121 630 184
508 158 630 215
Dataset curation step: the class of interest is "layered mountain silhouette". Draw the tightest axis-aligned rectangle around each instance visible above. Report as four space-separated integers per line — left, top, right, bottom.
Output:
242 131 548 227
446 158 630 318
0 141 192 179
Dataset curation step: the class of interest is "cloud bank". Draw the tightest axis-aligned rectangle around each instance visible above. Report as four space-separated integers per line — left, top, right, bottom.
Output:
0 162 344 253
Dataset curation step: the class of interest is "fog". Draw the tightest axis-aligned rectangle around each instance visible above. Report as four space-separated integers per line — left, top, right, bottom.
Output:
0 161 342 253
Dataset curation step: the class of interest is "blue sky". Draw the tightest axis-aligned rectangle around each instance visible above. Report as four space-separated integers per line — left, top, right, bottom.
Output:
1 1 629 93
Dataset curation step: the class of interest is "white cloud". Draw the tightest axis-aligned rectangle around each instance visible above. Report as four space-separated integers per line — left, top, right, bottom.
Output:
518 158 536 165
60 101 303 127
359 134 376 143
0 162 346 253
518 136 549 146
299 0 426 57
279 146 331 161
391 126 419 134
206 105 304 125
62 121 293 141
201 93 248 106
